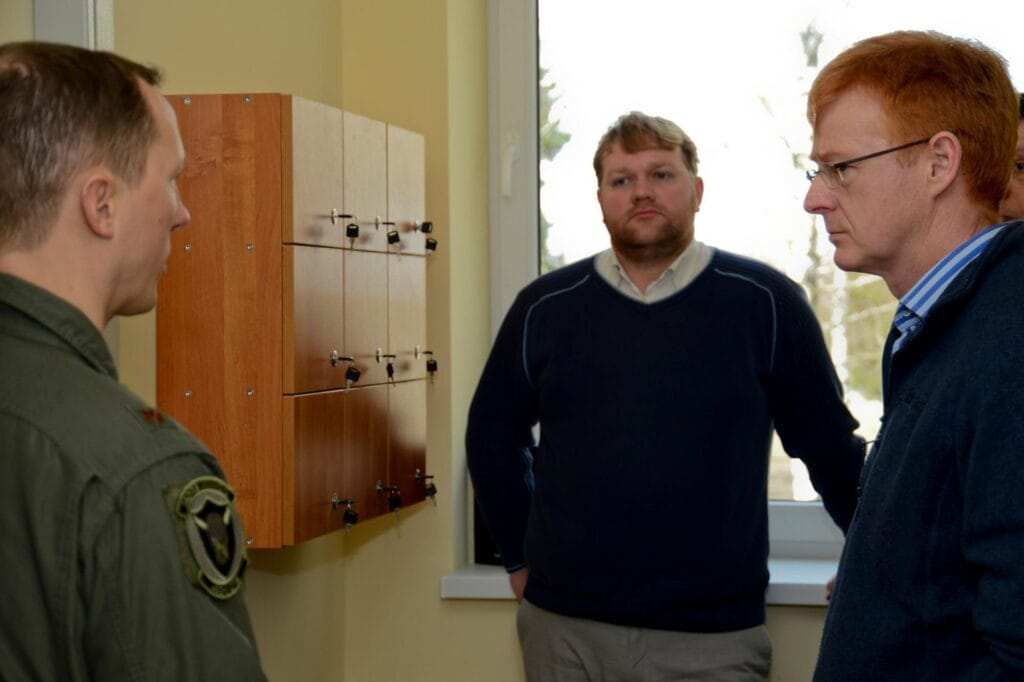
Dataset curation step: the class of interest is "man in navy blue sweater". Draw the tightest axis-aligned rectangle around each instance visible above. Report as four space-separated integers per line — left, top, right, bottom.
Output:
804 32 1024 680
467 111 865 681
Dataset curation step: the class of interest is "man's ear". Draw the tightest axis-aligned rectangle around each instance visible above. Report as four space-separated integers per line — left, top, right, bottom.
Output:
79 170 118 239
926 131 962 197
693 176 705 212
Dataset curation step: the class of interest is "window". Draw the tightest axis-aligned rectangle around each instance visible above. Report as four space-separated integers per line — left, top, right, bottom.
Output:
489 0 1023 558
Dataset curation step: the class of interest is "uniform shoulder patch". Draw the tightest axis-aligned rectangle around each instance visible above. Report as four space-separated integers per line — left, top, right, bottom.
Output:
166 475 248 600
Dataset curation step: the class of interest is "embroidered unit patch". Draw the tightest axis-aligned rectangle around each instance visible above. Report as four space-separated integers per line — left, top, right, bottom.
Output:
169 475 247 600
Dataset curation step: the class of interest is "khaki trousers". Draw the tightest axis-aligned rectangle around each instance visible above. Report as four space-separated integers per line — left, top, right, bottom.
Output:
517 600 772 682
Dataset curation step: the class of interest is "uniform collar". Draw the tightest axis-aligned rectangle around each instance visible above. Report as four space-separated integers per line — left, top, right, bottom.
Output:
0 272 118 380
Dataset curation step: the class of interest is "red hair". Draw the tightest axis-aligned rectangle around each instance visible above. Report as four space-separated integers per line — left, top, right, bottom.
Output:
808 31 1017 211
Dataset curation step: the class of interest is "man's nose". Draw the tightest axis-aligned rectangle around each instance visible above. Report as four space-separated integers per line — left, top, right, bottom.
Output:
174 202 192 231
803 176 834 215
631 177 653 201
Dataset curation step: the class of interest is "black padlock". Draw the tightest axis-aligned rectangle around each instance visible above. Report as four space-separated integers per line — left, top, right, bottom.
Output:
388 491 402 512
342 506 359 527
345 365 361 385
386 362 395 381
419 221 434 234
426 357 438 374
387 230 400 245
425 237 438 252
425 482 438 499
346 223 360 239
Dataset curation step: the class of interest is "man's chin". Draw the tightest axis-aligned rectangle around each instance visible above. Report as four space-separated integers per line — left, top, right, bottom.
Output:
612 234 690 262
115 291 159 318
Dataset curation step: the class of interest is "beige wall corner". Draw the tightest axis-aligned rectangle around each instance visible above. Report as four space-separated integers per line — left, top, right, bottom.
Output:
766 605 827 680
0 0 34 44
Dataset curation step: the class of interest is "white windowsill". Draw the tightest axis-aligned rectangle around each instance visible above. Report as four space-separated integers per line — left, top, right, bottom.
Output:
440 559 836 606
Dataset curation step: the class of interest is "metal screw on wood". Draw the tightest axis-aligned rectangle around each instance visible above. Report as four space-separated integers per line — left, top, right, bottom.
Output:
184 242 192 252
246 243 255 253
184 389 193 399
246 388 255 397
183 96 192 106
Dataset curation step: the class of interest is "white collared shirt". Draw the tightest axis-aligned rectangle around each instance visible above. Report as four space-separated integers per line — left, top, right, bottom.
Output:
594 240 713 304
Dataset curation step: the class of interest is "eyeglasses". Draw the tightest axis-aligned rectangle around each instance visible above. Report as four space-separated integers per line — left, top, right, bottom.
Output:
806 137 932 188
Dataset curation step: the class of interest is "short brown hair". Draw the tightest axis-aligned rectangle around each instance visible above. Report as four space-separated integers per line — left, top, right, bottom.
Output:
808 31 1017 212
0 42 162 251
593 111 699 183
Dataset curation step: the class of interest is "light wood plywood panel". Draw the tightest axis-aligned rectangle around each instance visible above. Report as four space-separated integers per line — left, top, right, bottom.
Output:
343 111 388 252
344 249 389 386
387 124 426 255
288 96 346 248
344 385 389 520
388 380 427 509
387 254 426 381
283 245 345 393
287 391 347 543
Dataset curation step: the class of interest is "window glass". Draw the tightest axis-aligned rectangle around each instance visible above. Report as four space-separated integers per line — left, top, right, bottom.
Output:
538 0 1023 500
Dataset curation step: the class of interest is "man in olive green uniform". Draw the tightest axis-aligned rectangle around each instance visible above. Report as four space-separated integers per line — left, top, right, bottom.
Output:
0 42 266 680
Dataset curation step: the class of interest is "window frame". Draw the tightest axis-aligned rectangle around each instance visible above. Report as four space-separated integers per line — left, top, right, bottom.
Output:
485 0 844 562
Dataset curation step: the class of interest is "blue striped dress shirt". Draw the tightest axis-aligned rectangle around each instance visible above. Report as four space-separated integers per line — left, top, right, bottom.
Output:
892 224 1008 353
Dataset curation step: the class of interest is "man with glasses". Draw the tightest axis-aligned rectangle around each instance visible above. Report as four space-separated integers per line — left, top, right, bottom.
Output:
804 31 1024 680
468 111 866 681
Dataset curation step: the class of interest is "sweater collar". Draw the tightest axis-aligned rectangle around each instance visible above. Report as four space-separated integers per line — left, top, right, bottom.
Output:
923 220 1024 319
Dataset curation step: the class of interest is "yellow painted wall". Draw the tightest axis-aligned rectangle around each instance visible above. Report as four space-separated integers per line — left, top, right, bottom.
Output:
0 0 33 43
112 0 828 680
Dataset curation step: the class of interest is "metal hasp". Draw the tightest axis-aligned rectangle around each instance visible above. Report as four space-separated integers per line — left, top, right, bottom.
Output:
330 494 360 530
415 468 438 505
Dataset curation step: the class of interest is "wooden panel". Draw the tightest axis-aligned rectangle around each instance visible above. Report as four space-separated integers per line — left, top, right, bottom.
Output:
159 93 283 548
344 250 389 386
287 391 347 543
343 111 388 252
388 380 428 509
387 254 426 381
387 125 426 255
159 95 229 458
289 96 345 248
344 385 389 521
283 245 345 393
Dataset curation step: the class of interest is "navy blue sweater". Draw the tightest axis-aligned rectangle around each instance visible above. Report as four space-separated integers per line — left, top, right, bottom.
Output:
467 249 864 632
816 223 1024 680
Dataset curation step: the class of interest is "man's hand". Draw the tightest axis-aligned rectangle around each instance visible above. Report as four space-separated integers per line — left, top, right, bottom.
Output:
509 567 529 601
826 573 837 602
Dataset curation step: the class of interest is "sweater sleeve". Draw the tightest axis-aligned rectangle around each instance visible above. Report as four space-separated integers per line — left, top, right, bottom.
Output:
958 371 1024 677
465 290 539 572
769 280 865 532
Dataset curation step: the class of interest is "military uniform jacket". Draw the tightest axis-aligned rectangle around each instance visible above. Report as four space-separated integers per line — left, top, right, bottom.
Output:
0 273 267 681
